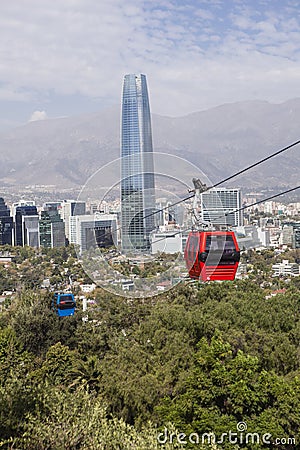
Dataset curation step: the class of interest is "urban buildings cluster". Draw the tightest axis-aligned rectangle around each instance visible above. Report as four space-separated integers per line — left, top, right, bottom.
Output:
0 193 298 256
0 198 117 254
0 74 299 281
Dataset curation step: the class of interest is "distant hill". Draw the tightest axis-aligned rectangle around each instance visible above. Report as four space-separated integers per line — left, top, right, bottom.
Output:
0 99 299 189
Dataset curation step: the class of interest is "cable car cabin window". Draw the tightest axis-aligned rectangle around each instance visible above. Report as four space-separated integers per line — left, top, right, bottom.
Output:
205 235 235 251
58 301 75 310
57 295 75 310
205 234 238 265
187 234 199 265
58 294 73 302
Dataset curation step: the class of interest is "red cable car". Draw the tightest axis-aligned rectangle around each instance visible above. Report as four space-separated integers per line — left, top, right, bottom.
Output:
184 231 240 281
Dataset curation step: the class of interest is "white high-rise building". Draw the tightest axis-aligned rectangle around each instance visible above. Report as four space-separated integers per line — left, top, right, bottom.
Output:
200 188 243 227
59 200 86 241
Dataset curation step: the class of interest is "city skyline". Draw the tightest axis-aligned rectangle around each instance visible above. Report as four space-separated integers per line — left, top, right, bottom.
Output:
0 191 298 256
1 1 300 131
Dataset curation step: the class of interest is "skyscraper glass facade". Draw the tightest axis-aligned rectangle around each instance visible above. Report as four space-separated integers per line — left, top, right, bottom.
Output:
14 205 39 247
0 198 13 246
121 74 155 252
39 210 66 248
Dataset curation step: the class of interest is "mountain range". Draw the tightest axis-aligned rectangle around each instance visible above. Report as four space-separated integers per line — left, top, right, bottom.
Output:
0 99 299 190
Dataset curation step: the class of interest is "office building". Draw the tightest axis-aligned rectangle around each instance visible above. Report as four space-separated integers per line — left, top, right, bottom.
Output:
200 188 243 227
155 199 185 227
70 214 117 253
14 205 39 247
40 202 66 248
150 225 190 254
43 202 62 211
150 228 183 254
294 229 300 249
59 200 86 242
121 73 155 252
0 198 13 246
39 209 65 248
282 222 300 249
272 260 299 277
235 225 269 249
281 225 294 246
11 200 35 218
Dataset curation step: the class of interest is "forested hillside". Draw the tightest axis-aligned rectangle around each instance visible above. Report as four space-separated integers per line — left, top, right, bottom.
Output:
0 247 299 449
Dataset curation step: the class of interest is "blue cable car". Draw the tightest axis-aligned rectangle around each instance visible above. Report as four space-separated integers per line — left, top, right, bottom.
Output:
52 292 76 317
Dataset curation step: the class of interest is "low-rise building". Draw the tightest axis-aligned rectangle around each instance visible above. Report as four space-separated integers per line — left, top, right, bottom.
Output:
272 260 299 277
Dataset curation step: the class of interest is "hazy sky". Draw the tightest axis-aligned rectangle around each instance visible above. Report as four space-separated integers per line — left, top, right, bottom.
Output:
1 0 300 130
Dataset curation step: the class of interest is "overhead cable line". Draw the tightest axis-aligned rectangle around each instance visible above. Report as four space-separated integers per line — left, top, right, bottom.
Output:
222 184 300 220
142 138 300 222
94 139 300 245
211 139 300 188
150 185 300 247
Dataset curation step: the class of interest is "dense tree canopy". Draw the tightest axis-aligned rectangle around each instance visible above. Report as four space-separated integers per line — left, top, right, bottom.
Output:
0 246 299 448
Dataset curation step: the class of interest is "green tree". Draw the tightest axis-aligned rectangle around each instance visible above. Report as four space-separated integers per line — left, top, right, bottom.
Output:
69 354 102 392
8 387 187 450
156 335 300 449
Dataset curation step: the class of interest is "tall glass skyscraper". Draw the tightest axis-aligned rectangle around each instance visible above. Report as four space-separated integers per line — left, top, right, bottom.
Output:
121 74 155 252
